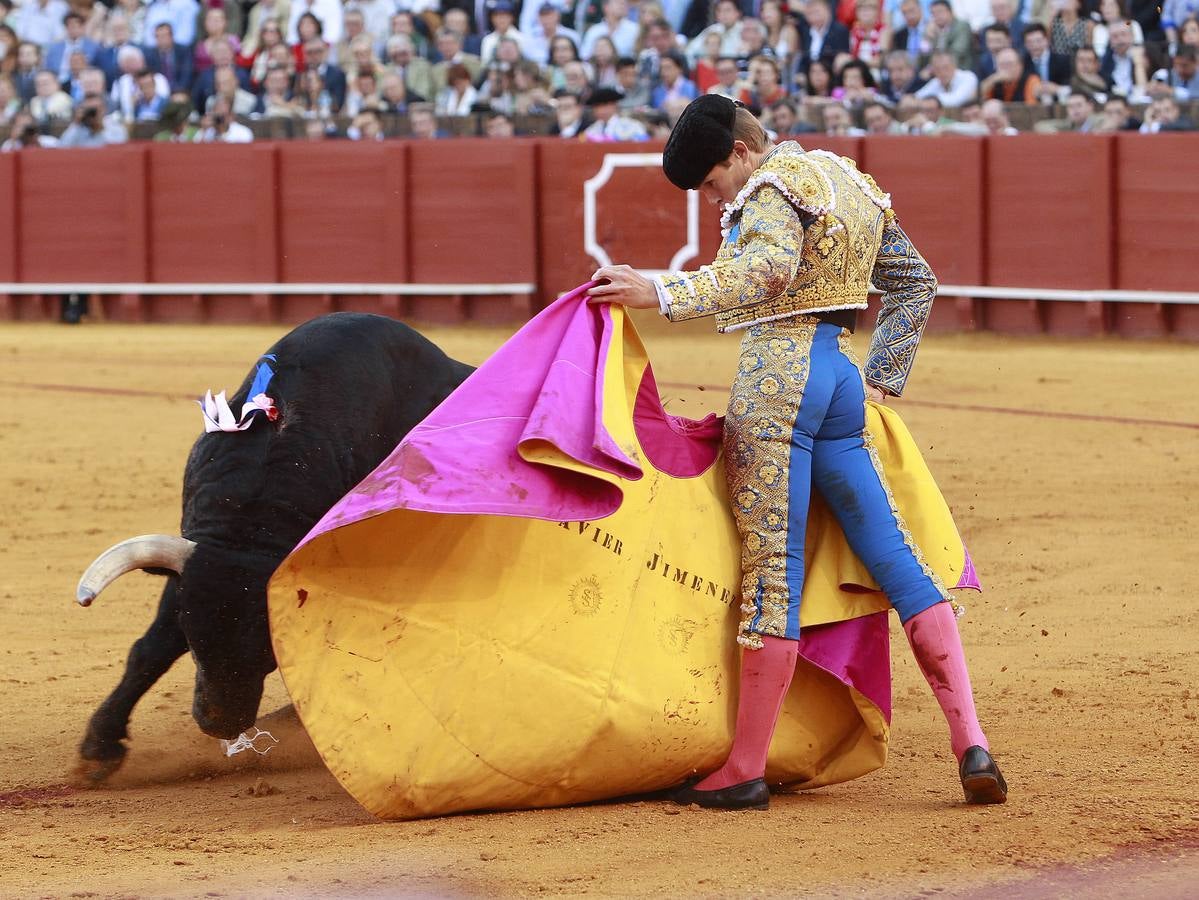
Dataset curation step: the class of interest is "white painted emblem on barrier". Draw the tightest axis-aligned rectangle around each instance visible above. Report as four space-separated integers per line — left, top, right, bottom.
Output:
583 153 701 277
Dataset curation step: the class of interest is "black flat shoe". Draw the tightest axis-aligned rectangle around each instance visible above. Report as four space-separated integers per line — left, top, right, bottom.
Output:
959 746 1008 805
671 777 770 810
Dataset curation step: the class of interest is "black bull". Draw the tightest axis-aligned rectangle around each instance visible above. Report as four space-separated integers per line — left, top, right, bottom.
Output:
75 313 474 780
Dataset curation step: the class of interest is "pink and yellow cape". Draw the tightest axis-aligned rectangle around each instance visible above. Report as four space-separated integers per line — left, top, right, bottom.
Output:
267 285 978 820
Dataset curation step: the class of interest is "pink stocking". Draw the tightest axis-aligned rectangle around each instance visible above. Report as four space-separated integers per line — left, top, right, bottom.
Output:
695 635 799 791
903 602 989 761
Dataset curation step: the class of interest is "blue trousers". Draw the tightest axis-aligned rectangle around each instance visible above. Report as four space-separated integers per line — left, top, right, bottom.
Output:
725 319 947 647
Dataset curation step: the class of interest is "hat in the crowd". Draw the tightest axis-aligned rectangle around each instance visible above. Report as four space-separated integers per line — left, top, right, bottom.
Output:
662 94 738 191
488 0 516 13
537 2 561 13
586 86 624 106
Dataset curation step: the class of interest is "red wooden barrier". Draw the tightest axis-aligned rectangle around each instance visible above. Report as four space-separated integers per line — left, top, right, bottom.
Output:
1113 133 1199 339
275 142 410 323
0 136 1196 337
0 153 16 319
860 136 986 333
406 138 538 322
536 140 722 305
984 134 1115 335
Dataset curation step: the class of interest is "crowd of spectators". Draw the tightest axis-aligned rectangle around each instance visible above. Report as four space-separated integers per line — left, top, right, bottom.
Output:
2 0 1196 149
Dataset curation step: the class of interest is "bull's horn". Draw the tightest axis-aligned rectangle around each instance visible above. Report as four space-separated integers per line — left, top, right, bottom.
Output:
76 535 197 607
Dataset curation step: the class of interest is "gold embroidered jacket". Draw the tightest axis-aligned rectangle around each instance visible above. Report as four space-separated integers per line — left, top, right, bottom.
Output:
654 143 938 397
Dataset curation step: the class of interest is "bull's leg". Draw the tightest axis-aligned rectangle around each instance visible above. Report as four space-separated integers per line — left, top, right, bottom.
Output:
77 578 187 782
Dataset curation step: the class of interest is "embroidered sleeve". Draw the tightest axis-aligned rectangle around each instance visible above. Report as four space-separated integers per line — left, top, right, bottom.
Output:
864 214 937 397
655 185 803 322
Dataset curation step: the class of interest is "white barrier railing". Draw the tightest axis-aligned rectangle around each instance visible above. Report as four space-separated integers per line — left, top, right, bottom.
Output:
0 283 1195 305
0 282 535 296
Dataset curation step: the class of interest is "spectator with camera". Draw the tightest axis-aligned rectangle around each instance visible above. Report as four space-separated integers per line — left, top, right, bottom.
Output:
58 92 128 146
1 109 59 150
1147 45 1199 99
194 93 252 141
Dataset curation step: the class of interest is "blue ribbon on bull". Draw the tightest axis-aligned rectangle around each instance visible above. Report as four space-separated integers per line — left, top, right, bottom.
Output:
198 354 280 433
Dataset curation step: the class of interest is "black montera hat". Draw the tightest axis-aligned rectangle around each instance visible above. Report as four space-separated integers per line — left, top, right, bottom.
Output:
662 94 739 191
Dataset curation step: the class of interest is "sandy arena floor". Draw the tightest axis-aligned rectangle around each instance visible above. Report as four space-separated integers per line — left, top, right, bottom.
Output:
0 311 1197 898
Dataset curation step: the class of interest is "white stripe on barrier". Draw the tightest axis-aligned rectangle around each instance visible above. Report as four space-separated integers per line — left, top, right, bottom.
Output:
0 283 535 296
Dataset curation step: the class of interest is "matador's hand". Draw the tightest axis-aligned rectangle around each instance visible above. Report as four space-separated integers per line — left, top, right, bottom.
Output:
586 265 659 310
866 384 888 404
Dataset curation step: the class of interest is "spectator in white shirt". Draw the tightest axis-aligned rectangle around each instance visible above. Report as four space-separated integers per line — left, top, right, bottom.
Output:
480 0 529 63
581 0 640 58
582 85 648 139
981 97 1019 133
287 0 343 47
13 0 69 47
143 0 200 48
914 49 979 106
526 3 581 66
29 69 74 123
111 46 170 121
195 94 253 141
346 0 397 47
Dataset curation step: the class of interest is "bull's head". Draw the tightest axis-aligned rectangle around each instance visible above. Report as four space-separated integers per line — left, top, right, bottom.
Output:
77 536 276 740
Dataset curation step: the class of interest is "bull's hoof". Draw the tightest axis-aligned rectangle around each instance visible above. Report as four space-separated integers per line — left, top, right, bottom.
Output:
73 741 127 785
